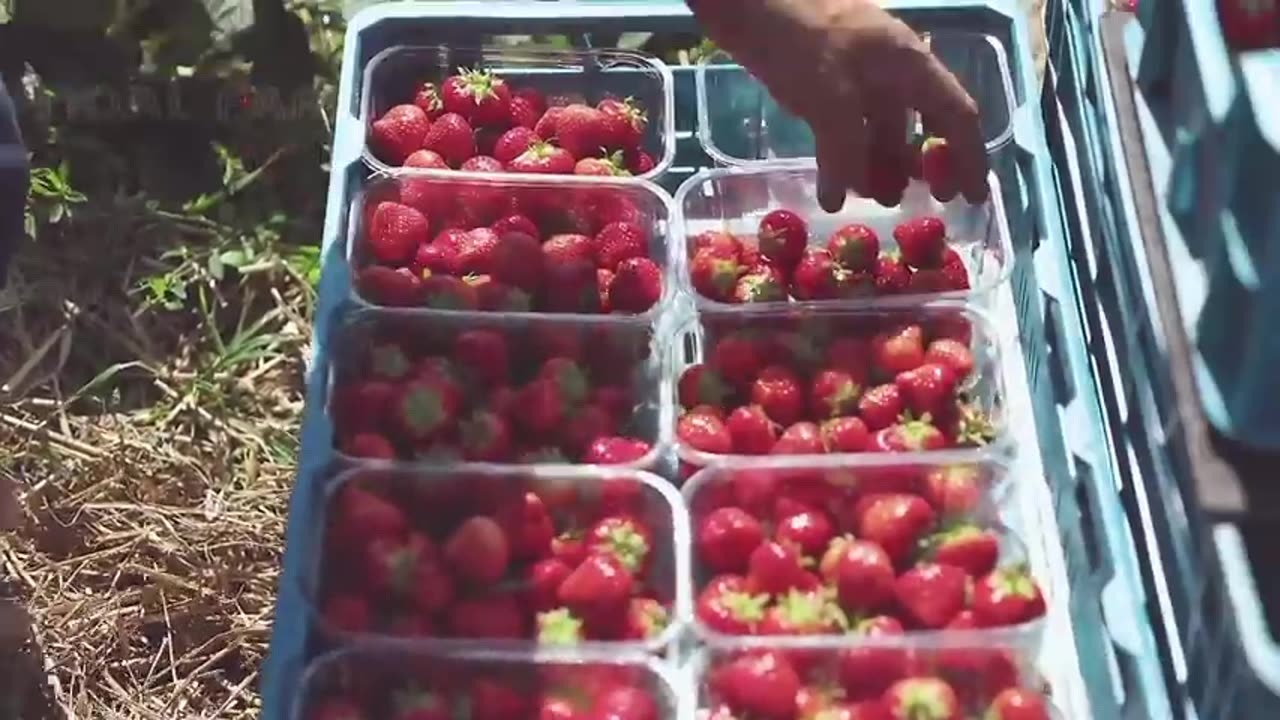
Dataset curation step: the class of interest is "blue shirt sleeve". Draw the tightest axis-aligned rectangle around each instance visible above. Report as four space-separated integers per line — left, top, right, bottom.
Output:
0 76 28 287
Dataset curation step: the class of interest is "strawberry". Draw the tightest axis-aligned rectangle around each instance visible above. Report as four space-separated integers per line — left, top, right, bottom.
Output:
543 232 596 263
507 87 545 127
691 230 742 258
404 148 449 170
441 69 512 126
358 264 424 306
541 257 601 313
921 524 1000 576
748 540 814 595
772 421 825 455
556 104 609 159
696 574 768 634
822 416 870 452
558 553 634 624
895 562 969 628
826 538 896 613
595 221 649 271
412 82 444 119
923 465 983 517
367 201 429 263
971 566 1046 626
459 410 513 461
623 147 656 175
589 385 632 421
448 594 526 639
882 677 962 720
534 106 563 140
697 506 765 573
581 436 651 465
939 258 970 291
792 247 845 300
461 155 504 174
855 493 937 564
826 337 872 383
421 275 479 310
484 231 544 294
758 209 808 269
712 333 767 388
586 514 653 575
760 589 842 635
492 213 540 241
907 268 947 294
709 650 802 720
495 490 555 561
623 597 670 641
895 363 959 417
452 330 510 386
468 678 532 720
333 378 397 435
678 411 733 454
609 257 662 313
493 126 539 164
527 558 574 612
515 379 569 438
537 607 585 646
475 279 533 311
428 228 470 274
837 616 912 700
321 593 371 634
872 254 911 294
597 97 647 149
690 247 741 302
393 688 451 720
560 403 618 458
893 217 947 269
920 137 958 202
575 154 627 177
858 384 905 431
986 688 1051 720
873 324 926 375
455 227 501 274
732 264 788 303
775 508 835 559
726 405 779 454
828 223 880 271
395 375 462 440
309 698 369 720
508 141 576 174
362 533 435 595
423 113 476 167
371 104 431 165
551 531 587 567
330 484 407 543
810 368 862 419
868 420 948 453
342 432 397 459
678 364 729 410
539 356 590 406
444 515 511 584
751 366 805 426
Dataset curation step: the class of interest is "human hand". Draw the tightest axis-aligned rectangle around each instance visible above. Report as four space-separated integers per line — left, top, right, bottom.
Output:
689 0 989 211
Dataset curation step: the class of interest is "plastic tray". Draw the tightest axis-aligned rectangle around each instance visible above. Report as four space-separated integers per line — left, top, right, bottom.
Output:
300 464 690 652
695 31 1019 165
347 173 678 320
325 306 673 469
262 4 1168 720
668 303 1011 467
362 44 676 180
672 164 1014 312
1043 9 1280 717
680 464 1047 652
292 645 684 720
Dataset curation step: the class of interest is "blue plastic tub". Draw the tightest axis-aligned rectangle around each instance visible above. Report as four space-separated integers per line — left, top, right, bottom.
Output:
1047 8 1280 718
261 3 1168 720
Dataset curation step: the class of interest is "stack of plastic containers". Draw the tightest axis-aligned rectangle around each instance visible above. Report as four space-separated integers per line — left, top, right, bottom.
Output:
1043 0 1280 717
263 2 1171 719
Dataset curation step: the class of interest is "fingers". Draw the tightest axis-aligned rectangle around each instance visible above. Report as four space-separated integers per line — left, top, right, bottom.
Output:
907 51 989 204
864 103 912 207
814 117 869 213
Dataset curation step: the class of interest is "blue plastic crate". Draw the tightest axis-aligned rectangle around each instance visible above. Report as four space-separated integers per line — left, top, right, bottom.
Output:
1048 9 1280 718
261 3 1167 719
1121 1 1280 449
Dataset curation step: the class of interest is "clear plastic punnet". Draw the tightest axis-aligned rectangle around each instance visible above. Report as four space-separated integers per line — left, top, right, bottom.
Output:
292 645 684 720
673 164 1012 312
681 463 1047 653
301 465 690 654
695 31 1018 164
348 174 676 322
668 302 1009 471
362 45 676 180
325 306 673 470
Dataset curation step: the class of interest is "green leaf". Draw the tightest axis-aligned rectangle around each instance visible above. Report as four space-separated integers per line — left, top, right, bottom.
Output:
219 249 249 269
200 0 254 39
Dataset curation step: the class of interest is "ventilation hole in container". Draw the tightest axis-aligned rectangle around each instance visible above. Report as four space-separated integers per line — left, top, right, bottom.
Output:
1074 456 1102 573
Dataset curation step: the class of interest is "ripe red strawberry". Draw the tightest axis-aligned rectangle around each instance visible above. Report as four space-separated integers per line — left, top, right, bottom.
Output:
444 516 511 584
873 324 926 375
868 419 948 453
821 416 870 452
828 223 880 271
623 147 656 175
760 588 842 636
560 403 618 457
893 217 948 269
413 82 444 119
575 154 627 177
333 379 397 434
366 201 429 263
775 508 835 559
697 506 765 573
678 411 733 455
453 227 500 274
597 97 647 149
541 257 601 313
825 337 871 382
558 553 633 620
321 593 371 634
690 230 741 257
448 594 526 639
534 106 563 140
492 213 540 241
920 137 958 202
690 247 741 302
543 233 596 263
895 562 969 629
696 574 768 634
972 566 1046 626
678 364 729 410
772 421 825 455
810 368 862 419
508 141 576 174
712 333 767 388
986 688 1051 720
513 379 569 439
556 103 609 159
827 537 896 614
475 278 532 311
459 410 513 461
595 221 648 271
1219 0 1280 50
792 247 845 300
921 524 1000 576
493 126 539 164
858 384 904 431
882 677 962 720
581 436 651 465
539 356 590 406
872 253 912 294
709 650 802 719
586 514 653 575
524 558 573 613
393 687 451 720
310 696 369 720
421 275 479 310
342 432 396 459
496 490 555 561
428 228 469 273
621 597 670 641
330 483 407 543
609 257 662 313
732 264 788 303
362 532 436 595
895 363 960 417
461 155 504 174
476 234 542 295
748 540 814 595
371 104 431 165
468 678 532 720
441 69 512 126
423 112 476 167
404 148 449 170
394 375 462 440
923 465 983 517
855 493 937 564
726 404 779 454
751 366 804 426
837 616 912 701
939 258 970 291
923 339 974 378
757 209 808 269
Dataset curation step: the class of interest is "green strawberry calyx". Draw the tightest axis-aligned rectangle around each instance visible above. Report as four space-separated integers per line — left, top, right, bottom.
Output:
537 608 584 646
718 590 769 624
600 521 649 574
990 564 1039 600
